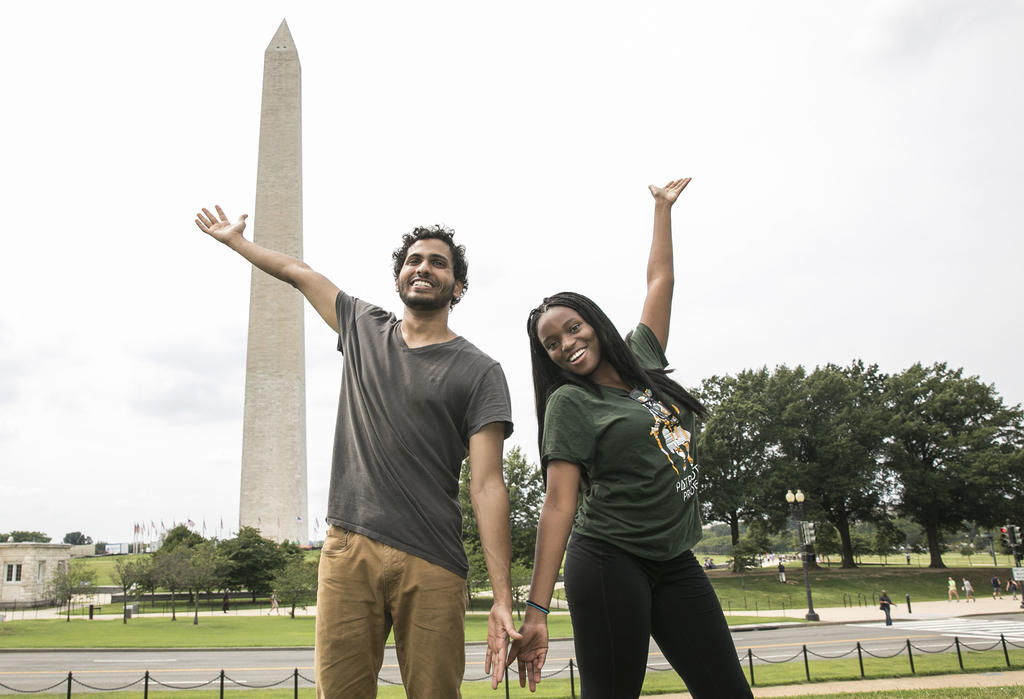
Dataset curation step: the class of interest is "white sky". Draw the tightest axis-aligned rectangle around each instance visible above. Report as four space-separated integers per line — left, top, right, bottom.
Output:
2 1 1021 545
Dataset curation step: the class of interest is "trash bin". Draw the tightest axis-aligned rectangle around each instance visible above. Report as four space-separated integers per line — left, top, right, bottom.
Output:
125 605 132 619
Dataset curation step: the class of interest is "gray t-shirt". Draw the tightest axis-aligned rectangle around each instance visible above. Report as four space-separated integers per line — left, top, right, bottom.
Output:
326 291 513 577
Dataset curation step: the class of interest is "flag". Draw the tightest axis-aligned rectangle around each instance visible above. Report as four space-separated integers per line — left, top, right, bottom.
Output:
188 519 196 528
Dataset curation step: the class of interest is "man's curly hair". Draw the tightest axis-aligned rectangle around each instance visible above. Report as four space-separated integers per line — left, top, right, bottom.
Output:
391 225 469 308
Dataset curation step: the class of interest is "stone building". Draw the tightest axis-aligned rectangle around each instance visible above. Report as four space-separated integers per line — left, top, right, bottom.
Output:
0 542 70 607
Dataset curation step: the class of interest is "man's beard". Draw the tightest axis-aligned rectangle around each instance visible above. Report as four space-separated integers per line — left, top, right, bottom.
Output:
399 283 454 312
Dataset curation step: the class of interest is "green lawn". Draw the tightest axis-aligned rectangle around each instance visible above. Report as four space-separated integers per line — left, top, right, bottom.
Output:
702 565 1010 614
0 612 796 650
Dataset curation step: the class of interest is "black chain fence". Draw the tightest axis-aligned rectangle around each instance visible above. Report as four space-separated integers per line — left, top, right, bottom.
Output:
0 635 1020 697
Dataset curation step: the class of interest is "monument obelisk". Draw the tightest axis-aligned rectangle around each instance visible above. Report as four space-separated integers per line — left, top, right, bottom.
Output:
238 19 308 544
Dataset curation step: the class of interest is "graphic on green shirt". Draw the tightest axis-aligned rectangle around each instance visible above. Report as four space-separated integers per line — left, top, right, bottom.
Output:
628 388 696 491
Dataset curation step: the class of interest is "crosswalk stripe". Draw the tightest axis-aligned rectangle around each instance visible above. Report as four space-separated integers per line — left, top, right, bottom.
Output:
852 618 1024 642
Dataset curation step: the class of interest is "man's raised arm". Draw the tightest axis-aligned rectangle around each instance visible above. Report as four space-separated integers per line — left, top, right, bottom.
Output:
195 205 340 332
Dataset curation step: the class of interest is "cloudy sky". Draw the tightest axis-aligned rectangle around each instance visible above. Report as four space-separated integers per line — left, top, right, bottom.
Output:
2 1 1021 546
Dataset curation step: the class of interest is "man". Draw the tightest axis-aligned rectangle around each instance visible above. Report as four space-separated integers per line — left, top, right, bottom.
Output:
878 589 894 626
777 561 786 583
195 206 518 697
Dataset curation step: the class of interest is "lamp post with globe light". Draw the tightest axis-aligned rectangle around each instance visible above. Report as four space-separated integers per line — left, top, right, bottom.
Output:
786 489 820 622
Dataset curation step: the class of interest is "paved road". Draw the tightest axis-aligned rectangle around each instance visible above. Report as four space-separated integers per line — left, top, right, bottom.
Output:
4 614 1022 694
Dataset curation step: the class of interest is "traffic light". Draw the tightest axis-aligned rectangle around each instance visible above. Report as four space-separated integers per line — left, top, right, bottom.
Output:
1012 525 1022 546
1003 526 1012 548
803 522 816 544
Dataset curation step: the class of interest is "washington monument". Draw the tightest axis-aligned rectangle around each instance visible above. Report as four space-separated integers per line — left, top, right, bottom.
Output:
238 20 308 544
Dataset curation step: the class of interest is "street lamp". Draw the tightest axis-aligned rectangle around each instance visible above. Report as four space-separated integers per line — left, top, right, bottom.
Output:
786 489 820 622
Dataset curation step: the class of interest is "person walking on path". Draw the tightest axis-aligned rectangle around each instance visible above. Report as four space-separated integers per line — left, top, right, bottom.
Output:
509 178 753 698
948 576 960 601
992 575 1002 599
221 591 230 614
879 590 894 626
962 578 975 602
778 562 786 583
1008 578 1019 600
195 206 518 695
269 590 280 616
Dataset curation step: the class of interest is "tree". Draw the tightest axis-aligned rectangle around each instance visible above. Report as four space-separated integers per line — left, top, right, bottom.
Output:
509 561 533 620
460 447 544 567
730 536 760 574
696 369 781 545
220 526 286 601
113 556 150 624
872 519 906 565
884 363 1024 567
463 543 491 604
813 521 841 566
188 541 228 625
46 561 96 622
1 530 51 543
152 546 191 621
62 531 92 545
272 556 319 618
775 361 889 568
161 524 204 552
502 447 544 565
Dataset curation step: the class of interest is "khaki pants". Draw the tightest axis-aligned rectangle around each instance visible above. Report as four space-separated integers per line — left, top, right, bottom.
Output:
315 526 467 698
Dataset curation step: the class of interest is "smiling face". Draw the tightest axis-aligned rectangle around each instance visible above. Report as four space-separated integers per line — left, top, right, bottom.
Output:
397 238 463 312
535 305 603 377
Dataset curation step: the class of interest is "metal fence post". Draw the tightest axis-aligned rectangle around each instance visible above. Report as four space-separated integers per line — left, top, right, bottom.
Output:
955 637 964 671
294 668 299 698
66 671 72 699
857 641 864 677
220 669 225 698
802 644 810 681
906 639 915 674
747 648 755 686
1003 634 1012 668
570 659 576 699
505 664 510 699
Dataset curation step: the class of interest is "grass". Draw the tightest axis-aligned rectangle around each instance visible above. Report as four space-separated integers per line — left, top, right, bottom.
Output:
0 611 795 650
702 565 1010 615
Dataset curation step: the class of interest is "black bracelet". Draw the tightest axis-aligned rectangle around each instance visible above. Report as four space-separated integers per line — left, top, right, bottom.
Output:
526 600 550 615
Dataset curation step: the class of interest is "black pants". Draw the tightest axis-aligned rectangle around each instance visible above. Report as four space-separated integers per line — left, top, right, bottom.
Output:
564 535 753 698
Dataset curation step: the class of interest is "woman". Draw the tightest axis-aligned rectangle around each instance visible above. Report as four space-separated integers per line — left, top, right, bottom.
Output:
508 179 753 698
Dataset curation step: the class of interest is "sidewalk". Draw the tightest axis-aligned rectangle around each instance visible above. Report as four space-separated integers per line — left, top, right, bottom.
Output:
726 593 1023 627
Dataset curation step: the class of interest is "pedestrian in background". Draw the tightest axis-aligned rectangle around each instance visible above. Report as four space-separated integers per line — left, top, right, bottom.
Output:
878 589 894 626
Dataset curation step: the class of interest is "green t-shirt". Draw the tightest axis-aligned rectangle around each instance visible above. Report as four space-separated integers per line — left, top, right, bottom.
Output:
541 323 701 561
